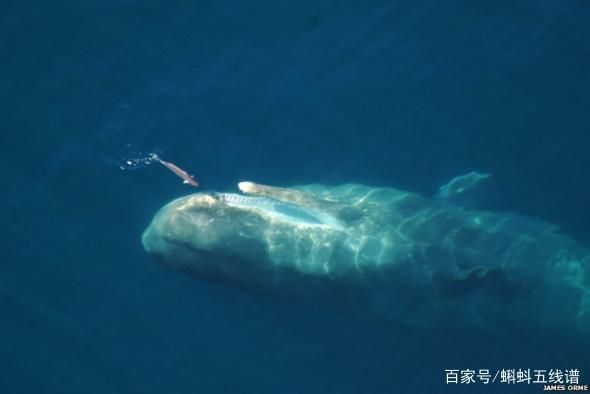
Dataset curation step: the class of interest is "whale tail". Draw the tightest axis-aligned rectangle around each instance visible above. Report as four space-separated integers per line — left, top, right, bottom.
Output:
436 171 492 208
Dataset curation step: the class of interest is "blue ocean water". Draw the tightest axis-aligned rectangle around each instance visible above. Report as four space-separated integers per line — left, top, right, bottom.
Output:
1 0 589 393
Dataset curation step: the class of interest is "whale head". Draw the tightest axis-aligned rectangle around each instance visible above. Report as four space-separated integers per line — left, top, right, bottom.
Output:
142 191 347 289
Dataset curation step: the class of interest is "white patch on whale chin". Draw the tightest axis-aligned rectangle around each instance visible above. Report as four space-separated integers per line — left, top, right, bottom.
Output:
237 181 256 193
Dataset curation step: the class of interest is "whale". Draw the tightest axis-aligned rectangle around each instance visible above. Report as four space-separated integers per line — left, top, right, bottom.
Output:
141 175 590 334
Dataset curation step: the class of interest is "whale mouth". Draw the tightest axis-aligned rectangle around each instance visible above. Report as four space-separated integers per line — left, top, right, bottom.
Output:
217 193 344 230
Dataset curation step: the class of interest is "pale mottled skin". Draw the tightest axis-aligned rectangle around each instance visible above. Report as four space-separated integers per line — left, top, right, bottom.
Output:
142 181 590 334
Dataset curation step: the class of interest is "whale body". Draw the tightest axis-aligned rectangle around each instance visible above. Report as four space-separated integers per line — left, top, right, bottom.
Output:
142 179 590 334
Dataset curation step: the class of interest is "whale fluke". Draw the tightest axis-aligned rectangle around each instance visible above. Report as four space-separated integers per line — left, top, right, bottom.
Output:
436 171 491 207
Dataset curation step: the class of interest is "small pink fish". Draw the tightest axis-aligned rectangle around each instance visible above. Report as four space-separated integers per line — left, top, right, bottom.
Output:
150 154 199 187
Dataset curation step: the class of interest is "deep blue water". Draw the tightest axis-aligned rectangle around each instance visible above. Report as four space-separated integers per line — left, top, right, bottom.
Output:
2 1 590 393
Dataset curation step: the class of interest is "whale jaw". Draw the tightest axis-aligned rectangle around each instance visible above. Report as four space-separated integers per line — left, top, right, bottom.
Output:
216 192 345 231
